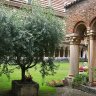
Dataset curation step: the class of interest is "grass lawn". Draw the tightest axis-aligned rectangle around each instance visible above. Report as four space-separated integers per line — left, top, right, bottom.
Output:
0 61 69 96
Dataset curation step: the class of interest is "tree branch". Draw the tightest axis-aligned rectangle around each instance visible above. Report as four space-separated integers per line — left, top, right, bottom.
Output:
25 63 37 70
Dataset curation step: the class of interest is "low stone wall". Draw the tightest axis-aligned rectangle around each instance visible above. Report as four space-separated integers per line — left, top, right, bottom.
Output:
74 85 96 95
56 86 95 96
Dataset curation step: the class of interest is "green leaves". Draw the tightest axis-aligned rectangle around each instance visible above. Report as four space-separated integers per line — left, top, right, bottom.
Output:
72 74 89 87
0 4 65 81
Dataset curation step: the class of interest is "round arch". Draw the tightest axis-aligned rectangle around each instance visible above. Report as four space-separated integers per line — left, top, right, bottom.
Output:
73 21 87 39
90 17 96 31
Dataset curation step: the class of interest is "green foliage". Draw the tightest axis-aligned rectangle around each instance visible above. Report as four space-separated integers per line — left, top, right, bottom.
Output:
92 67 96 79
0 6 15 64
0 4 65 81
72 74 89 87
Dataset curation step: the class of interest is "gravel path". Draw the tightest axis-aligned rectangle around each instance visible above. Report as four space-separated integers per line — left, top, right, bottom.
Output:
56 87 96 96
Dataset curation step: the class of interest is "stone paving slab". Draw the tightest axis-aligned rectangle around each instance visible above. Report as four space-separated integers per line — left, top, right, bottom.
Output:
56 87 96 96
1 86 96 96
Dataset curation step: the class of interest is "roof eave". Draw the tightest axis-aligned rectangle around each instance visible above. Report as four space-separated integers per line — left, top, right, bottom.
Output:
64 0 86 9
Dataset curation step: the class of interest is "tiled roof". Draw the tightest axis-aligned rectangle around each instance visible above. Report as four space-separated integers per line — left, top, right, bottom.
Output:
4 0 66 17
64 0 86 9
5 0 80 17
39 0 65 13
5 0 85 11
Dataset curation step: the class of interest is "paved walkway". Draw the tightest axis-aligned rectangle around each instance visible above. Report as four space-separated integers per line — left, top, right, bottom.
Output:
40 86 96 96
1 86 96 96
56 87 96 96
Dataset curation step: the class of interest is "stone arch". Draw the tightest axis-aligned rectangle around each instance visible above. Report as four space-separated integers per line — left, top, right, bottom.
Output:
73 21 87 39
90 17 96 31
73 21 88 58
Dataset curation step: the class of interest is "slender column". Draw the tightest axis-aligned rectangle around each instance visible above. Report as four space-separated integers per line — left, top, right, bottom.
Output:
53 50 55 57
58 48 61 57
63 48 65 57
88 39 90 72
69 37 80 77
61 47 64 57
88 34 96 85
68 49 70 57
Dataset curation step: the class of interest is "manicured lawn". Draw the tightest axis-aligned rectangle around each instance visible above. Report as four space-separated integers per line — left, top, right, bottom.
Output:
0 61 69 95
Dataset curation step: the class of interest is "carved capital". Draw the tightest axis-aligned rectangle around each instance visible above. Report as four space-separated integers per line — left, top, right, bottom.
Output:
70 36 81 45
87 30 96 40
66 33 81 45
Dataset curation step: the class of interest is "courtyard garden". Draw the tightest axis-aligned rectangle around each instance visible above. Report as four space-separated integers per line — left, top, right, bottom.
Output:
0 3 65 96
0 1 92 96
0 61 69 96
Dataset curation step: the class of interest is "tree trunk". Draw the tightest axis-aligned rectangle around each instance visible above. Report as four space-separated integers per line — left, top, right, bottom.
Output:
21 67 26 82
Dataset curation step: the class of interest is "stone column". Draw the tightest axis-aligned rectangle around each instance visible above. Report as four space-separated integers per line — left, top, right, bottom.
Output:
58 48 61 57
68 49 70 58
69 37 80 77
53 50 55 57
88 31 96 85
63 47 65 57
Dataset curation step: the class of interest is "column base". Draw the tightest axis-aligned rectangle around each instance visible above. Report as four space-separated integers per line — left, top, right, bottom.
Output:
66 75 74 86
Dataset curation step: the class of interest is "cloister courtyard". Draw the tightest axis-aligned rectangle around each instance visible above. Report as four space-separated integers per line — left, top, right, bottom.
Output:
0 0 96 96
0 61 69 96
0 61 91 96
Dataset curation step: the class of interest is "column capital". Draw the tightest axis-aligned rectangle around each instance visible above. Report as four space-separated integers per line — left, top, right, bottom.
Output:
70 36 81 45
66 33 81 45
87 27 91 33
87 30 96 40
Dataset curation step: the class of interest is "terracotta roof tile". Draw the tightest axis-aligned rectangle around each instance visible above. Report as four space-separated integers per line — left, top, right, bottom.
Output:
39 0 66 14
64 0 86 9
5 0 71 17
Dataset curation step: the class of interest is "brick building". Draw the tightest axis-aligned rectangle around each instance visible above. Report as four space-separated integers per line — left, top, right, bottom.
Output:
64 0 96 85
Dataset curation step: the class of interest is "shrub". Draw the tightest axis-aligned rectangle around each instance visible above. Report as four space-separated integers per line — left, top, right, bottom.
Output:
72 74 89 87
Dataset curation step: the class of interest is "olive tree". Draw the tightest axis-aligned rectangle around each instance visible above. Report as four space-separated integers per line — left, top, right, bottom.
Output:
0 5 65 82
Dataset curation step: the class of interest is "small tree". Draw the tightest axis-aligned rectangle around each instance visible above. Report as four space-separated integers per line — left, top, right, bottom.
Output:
0 5 65 82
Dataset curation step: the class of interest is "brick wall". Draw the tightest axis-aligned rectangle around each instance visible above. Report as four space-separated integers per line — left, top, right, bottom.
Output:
64 0 96 33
